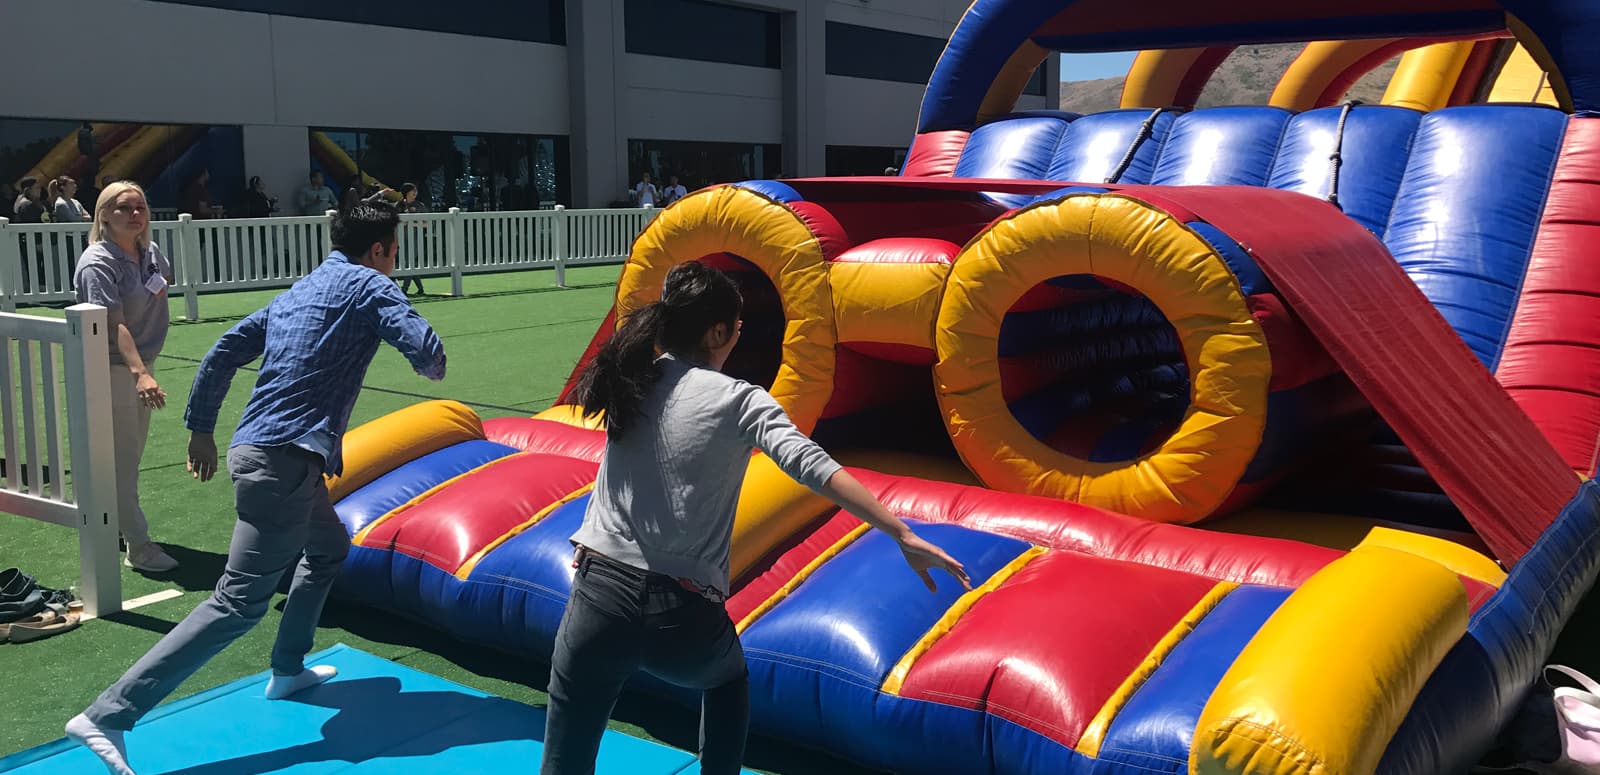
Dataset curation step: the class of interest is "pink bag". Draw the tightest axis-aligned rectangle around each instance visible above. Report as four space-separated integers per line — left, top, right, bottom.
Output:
1479 665 1600 774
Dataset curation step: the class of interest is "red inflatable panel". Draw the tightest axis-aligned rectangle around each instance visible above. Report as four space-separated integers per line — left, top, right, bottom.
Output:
557 305 617 405
832 237 957 265
360 453 600 573
1125 185 1579 564
483 417 606 463
897 550 1217 747
727 509 854 624
902 130 971 177
1496 117 1600 477
854 469 1343 587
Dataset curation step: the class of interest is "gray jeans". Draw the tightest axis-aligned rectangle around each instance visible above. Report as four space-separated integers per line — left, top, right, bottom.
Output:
542 551 749 775
83 444 350 730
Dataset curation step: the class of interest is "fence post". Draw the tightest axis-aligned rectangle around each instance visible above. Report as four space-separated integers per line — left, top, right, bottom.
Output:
447 207 465 297
177 214 202 321
553 205 568 288
0 217 15 312
63 304 121 619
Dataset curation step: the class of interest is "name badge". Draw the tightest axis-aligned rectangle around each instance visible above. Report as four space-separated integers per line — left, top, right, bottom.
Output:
144 272 168 294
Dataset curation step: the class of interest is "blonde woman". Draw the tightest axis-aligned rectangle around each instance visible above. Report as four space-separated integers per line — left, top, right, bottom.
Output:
74 182 179 573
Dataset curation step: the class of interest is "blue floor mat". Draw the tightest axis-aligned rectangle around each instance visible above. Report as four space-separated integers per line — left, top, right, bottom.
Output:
0 643 754 774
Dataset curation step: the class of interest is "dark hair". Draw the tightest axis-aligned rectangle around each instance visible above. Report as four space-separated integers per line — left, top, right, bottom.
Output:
17 176 38 194
310 170 323 181
574 262 742 438
401 183 417 196
248 176 262 188
332 201 400 259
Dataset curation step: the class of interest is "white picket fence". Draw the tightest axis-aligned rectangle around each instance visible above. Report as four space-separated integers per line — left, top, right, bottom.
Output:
0 206 659 320
0 304 120 617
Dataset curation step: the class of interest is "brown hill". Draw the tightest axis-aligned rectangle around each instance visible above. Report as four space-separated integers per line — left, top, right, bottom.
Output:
1059 44 1401 114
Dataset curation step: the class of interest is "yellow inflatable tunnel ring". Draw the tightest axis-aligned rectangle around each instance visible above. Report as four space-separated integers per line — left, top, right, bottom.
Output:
619 185 838 434
934 194 1271 523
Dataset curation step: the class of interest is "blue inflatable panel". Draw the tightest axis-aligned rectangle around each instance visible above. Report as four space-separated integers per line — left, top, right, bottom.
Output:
955 114 1077 207
1151 107 1294 187
1187 221 1270 296
1047 109 1178 186
915 0 1062 132
999 293 1171 357
734 179 803 204
1095 585 1291 772
450 494 594 656
0 643 737 774
1385 482 1600 774
1240 374 1361 483
1268 106 1423 235
741 522 1030 752
333 440 519 536
1382 106 1567 369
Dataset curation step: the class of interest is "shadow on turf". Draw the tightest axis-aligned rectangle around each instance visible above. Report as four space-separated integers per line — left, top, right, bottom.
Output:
317 599 883 775
125 544 230 594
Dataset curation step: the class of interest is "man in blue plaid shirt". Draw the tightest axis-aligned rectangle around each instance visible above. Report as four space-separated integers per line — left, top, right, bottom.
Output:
68 202 447 774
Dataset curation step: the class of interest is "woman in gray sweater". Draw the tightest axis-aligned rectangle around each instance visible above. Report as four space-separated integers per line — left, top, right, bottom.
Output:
547 262 969 775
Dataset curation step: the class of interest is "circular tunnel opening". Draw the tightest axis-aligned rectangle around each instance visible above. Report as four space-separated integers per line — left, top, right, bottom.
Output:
998 274 1191 462
691 253 786 390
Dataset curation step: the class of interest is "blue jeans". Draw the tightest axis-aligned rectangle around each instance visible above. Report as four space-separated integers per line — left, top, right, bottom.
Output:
542 552 749 775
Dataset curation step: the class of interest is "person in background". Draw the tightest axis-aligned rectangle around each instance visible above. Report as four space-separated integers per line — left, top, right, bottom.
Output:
180 169 217 219
50 176 91 223
82 176 111 217
660 175 688 207
395 183 427 296
72 181 180 575
544 262 969 775
633 172 658 208
78 122 100 184
237 176 277 219
13 177 46 224
297 171 337 216
65 202 447 775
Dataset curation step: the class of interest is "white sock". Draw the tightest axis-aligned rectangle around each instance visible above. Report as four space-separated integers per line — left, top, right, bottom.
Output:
264 665 337 700
65 713 135 775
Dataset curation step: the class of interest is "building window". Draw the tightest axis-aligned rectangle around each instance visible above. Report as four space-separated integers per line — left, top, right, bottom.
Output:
150 0 565 45
310 128 569 213
624 0 781 69
826 22 945 84
1 117 244 219
627 139 783 203
826 146 908 176
1024 63 1047 96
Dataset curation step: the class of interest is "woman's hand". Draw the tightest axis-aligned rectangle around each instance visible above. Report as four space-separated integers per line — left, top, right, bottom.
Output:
134 371 166 409
896 532 972 593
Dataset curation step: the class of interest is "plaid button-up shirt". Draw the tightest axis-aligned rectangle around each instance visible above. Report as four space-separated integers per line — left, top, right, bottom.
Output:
184 252 446 475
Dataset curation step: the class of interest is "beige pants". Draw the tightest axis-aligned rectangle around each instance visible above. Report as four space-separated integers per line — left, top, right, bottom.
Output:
108 359 154 546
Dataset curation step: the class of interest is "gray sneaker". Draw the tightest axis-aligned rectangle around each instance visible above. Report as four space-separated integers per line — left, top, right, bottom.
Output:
124 542 178 573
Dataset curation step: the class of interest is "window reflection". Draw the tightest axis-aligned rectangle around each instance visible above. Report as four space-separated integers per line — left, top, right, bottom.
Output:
627 138 784 203
309 128 569 212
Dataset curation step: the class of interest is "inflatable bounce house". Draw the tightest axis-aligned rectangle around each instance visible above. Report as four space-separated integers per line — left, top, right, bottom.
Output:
324 1 1600 772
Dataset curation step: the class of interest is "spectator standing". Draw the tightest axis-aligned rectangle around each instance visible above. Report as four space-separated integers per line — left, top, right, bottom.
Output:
396 183 428 296
72 181 180 574
50 176 91 223
297 171 337 216
634 172 658 208
181 170 219 219
661 175 688 207
237 176 277 219
13 177 46 223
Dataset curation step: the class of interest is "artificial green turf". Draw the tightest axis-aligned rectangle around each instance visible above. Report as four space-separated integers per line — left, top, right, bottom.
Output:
0 265 874 775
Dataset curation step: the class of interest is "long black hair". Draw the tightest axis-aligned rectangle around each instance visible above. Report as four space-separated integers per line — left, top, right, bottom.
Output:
574 262 743 438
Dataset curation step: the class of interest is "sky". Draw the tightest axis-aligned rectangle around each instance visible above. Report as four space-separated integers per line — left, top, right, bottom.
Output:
1059 51 1139 81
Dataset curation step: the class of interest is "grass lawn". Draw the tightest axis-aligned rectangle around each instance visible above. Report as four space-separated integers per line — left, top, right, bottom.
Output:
0 265 874 775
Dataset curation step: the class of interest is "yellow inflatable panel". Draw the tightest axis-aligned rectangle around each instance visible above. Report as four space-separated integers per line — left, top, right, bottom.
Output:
828 260 949 355
935 194 1270 523
1192 546 1470 775
1269 39 1404 111
1382 41 1475 111
1121 48 1212 109
979 40 1051 124
1489 42 1560 107
531 403 607 431
730 454 840 582
1355 526 1505 588
622 185 837 433
328 399 484 503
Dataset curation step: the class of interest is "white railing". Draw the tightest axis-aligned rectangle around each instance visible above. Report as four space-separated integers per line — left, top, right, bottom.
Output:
0 205 660 319
0 304 119 618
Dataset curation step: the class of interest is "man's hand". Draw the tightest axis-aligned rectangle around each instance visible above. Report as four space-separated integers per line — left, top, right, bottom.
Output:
187 432 218 482
134 371 166 409
896 532 971 593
